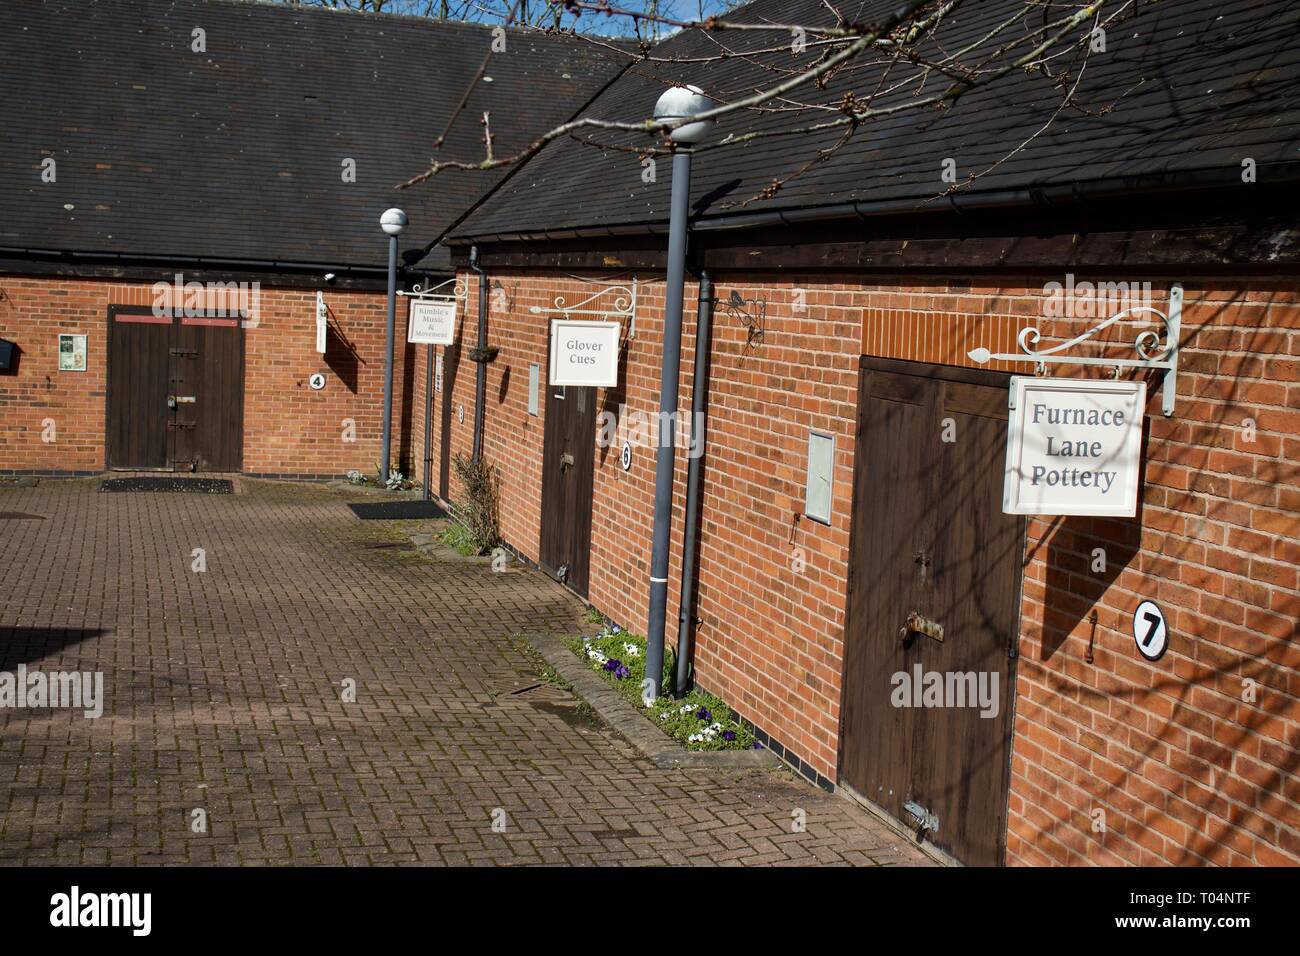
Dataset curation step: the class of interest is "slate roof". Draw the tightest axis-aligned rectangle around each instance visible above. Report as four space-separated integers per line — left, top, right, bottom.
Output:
450 0 1300 241
0 0 629 271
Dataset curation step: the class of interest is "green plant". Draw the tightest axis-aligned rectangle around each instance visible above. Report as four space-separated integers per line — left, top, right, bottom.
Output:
450 453 500 554
372 460 411 491
561 628 757 752
438 522 479 557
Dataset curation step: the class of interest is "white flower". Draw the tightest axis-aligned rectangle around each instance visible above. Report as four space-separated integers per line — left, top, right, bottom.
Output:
660 713 669 721
623 643 640 658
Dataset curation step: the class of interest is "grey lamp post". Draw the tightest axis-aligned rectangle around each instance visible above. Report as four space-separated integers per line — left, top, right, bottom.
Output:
379 207 407 484
644 85 713 700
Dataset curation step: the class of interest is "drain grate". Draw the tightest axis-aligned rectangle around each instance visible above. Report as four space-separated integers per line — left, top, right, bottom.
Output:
490 679 575 705
101 477 233 494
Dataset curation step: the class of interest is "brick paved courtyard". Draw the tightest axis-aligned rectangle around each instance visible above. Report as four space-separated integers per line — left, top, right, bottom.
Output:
0 478 928 866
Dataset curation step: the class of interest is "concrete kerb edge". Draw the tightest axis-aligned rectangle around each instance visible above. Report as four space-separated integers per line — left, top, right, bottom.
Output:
524 630 782 771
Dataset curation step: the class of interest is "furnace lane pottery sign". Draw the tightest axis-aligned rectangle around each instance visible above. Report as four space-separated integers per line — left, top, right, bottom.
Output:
549 319 619 387
1003 377 1146 517
407 299 458 345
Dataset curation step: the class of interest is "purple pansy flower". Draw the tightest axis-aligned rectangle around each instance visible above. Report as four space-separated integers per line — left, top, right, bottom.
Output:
722 730 736 741
695 708 711 721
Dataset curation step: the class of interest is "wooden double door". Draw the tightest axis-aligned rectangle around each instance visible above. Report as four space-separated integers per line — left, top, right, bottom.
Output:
539 382 595 597
106 307 244 472
839 357 1024 866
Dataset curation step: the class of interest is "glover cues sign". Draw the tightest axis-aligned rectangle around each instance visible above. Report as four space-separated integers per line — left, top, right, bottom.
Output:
549 319 620 387
1003 377 1146 517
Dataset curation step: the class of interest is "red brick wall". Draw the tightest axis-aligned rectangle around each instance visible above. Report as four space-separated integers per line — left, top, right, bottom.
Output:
432 267 1298 866
0 276 110 471
0 274 408 476
848 277 1297 865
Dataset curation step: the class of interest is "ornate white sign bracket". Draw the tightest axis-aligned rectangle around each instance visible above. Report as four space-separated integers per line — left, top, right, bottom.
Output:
529 275 639 337
968 283 1182 416
397 276 468 304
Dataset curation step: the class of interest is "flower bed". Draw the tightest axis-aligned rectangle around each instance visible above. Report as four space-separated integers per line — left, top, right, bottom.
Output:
562 625 757 752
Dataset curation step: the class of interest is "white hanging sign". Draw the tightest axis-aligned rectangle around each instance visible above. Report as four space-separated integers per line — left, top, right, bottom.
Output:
408 298 458 345
549 320 619 387
1003 377 1146 517
315 291 328 353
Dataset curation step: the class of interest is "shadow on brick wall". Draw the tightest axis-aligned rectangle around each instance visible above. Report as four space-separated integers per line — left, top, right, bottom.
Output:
323 319 361 393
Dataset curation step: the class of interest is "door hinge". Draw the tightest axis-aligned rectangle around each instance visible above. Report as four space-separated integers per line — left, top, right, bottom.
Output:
169 348 198 357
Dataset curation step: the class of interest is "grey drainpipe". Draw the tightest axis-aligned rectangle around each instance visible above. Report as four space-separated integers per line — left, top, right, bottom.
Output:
469 245 488 462
674 269 714 698
423 343 434 501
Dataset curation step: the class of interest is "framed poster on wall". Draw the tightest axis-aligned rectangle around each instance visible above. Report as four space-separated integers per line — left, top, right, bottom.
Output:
58 334 87 371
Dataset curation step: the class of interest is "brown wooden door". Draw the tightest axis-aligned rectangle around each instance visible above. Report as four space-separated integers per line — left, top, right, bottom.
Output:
840 357 1023 867
169 317 244 472
540 382 595 596
107 309 243 472
107 309 173 469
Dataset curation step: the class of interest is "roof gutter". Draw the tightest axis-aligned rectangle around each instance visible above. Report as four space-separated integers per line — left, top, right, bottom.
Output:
447 162 1300 246
0 245 423 277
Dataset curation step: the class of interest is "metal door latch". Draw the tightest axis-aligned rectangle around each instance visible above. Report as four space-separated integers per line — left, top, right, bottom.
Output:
900 611 944 644
560 452 574 470
556 563 569 583
913 548 931 585
904 800 939 836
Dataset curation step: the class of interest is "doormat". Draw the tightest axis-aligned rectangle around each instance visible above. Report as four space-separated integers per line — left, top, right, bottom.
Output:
348 500 448 520
100 477 234 494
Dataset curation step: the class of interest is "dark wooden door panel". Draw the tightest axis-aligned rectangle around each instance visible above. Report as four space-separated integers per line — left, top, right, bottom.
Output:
840 357 1022 867
107 311 171 469
187 318 244 472
168 322 201 470
107 309 244 472
840 369 936 820
540 382 595 596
